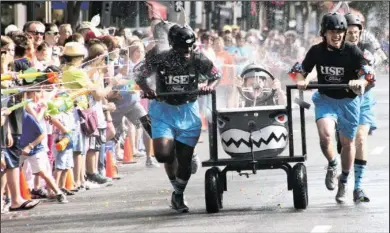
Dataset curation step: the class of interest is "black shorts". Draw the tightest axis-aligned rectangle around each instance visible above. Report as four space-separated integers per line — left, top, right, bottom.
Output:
88 128 106 152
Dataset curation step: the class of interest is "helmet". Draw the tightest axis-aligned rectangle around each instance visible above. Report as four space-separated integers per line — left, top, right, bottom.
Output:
320 12 348 37
240 63 268 79
168 24 196 49
344 13 363 30
153 21 175 41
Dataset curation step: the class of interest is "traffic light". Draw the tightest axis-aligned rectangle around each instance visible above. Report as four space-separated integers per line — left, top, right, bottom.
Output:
101 1 112 27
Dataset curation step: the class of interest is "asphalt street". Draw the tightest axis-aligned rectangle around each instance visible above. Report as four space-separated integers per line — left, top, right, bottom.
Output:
1 75 389 233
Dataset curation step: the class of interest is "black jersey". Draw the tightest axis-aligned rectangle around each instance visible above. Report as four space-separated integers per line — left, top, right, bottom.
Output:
302 42 367 99
135 49 221 105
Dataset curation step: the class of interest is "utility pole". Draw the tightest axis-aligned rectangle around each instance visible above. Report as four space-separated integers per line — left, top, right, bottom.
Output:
232 1 237 26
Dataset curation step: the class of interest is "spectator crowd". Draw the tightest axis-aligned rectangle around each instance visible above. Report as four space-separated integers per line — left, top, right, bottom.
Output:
1 17 388 214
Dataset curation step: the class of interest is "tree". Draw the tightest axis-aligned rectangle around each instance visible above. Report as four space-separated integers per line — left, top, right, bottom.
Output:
66 1 82 30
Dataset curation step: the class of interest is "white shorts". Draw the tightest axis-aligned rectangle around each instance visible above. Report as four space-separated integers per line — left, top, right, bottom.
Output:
19 151 49 174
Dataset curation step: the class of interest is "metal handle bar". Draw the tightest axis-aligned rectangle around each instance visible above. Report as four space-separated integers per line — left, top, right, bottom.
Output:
142 90 215 99
287 84 349 90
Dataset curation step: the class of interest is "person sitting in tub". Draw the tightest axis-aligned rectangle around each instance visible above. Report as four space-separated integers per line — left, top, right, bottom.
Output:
232 63 286 108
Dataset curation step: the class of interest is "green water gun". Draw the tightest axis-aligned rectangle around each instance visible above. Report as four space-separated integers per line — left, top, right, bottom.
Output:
1 99 32 115
1 88 24 95
45 89 90 116
45 96 74 116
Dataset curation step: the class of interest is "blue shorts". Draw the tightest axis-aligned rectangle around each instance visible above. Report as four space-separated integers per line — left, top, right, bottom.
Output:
360 91 377 130
5 135 21 169
54 148 74 170
149 100 202 147
2 148 19 169
72 132 86 155
312 91 361 140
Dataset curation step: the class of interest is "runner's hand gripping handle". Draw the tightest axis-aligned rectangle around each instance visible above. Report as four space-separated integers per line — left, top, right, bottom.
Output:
289 83 350 109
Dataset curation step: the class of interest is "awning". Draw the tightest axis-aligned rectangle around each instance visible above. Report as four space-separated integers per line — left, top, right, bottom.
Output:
147 1 167 20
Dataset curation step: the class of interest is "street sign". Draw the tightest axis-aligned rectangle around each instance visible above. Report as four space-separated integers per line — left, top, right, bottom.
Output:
174 1 184 12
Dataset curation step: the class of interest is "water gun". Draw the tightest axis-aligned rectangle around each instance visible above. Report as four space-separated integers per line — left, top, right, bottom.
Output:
114 79 141 92
45 89 90 116
287 62 307 82
1 88 24 95
1 99 32 115
55 134 72 151
1 68 59 84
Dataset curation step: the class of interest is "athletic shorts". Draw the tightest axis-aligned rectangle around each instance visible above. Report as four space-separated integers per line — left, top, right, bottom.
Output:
312 91 361 140
360 91 377 130
149 100 201 147
111 102 147 135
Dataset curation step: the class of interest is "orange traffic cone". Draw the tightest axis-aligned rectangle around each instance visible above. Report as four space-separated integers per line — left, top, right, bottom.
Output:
201 113 208 131
123 136 136 164
19 170 31 200
65 169 74 190
106 150 120 179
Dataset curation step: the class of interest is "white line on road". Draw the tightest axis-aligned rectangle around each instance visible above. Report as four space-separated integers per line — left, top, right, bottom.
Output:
310 225 332 233
370 146 386 155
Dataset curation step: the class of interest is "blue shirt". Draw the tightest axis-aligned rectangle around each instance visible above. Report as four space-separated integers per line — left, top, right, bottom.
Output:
113 61 140 109
19 112 44 156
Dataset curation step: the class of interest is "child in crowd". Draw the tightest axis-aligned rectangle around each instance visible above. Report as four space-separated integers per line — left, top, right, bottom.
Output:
51 101 76 196
20 91 68 203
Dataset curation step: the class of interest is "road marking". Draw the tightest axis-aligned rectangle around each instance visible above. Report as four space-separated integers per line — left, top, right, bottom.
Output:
310 225 332 233
370 146 386 155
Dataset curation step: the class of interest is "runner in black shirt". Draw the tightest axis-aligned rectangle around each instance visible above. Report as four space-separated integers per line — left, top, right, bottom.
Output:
134 24 221 213
292 13 375 204
335 13 377 203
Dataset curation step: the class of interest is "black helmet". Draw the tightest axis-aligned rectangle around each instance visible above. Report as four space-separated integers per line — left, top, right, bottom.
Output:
168 24 196 49
153 21 175 41
344 13 363 30
320 12 348 36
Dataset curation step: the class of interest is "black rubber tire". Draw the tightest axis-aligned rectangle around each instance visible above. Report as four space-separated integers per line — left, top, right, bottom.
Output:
205 167 222 213
292 163 308 210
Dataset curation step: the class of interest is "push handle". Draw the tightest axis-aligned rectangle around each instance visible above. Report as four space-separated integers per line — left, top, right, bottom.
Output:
142 90 215 99
287 84 350 90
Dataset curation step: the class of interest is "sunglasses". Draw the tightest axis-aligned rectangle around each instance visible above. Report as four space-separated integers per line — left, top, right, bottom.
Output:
46 31 59 36
28 31 45 36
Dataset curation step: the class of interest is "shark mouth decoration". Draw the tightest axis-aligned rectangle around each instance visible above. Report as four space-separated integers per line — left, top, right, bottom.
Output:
221 125 288 154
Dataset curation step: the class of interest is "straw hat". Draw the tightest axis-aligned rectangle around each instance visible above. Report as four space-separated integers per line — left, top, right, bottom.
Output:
63 42 86 57
223 25 232 32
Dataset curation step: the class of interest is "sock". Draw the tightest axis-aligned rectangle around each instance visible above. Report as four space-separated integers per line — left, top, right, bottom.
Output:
174 177 188 195
328 158 337 168
340 170 349 184
169 176 177 190
354 159 367 191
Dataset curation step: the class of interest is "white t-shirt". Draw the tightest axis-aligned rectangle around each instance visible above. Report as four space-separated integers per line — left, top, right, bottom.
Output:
89 71 107 129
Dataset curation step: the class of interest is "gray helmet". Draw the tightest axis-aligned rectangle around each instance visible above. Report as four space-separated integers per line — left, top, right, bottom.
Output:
240 63 269 79
344 13 363 30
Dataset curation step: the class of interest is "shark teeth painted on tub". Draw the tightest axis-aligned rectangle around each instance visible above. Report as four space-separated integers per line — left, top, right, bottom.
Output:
220 125 288 154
